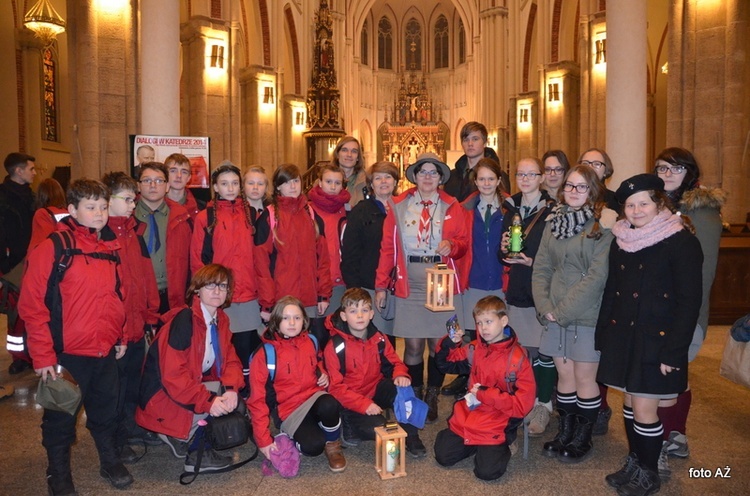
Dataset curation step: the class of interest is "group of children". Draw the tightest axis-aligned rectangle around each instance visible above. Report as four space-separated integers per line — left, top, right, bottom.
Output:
15 155 536 496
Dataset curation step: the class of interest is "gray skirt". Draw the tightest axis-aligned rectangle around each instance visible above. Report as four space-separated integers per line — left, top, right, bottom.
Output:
365 288 394 335
392 262 463 339
321 285 347 317
280 391 327 438
539 322 599 363
223 299 262 333
461 287 505 331
507 305 545 349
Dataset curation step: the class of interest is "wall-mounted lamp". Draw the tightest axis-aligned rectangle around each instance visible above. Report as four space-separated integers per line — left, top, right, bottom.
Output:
518 107 531 125
595 38 606 65
661 62 668 74
209 44 225 69
24 0 66 48
295 111 305 126
263 86 275 105
547 82 560 103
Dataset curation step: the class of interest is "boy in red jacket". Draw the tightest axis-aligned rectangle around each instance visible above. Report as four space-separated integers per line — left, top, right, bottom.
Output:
102 172 161 463
324 288 427 458
18 179 133 495
434 296 535 481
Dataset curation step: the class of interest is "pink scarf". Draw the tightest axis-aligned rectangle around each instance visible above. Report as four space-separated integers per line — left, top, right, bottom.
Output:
612 209 684 252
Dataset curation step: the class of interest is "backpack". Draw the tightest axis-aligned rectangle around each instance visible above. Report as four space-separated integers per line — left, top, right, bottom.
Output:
45 230 120 354
262 333 319 382
329 331 393 379
467 339 528 395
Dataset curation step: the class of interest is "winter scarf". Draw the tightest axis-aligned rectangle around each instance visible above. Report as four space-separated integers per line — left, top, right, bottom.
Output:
307 184 351 213
612 208 684 253
549 204 594 239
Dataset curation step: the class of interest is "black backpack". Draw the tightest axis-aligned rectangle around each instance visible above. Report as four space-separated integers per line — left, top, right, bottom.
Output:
45 230 120 354
329 331 393 379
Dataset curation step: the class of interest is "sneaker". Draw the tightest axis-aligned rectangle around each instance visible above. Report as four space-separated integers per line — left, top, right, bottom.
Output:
158 434 189 459
340 415 360 448
658 441 671 482
405 435 427 459
526 404 551 437
665 430 689 458
0 385 14 400
184 448 232 473
606 452 639 488
616 465 660 496
324 440 347 472
128 430 163 447
99 462 134 489
593 406 612 436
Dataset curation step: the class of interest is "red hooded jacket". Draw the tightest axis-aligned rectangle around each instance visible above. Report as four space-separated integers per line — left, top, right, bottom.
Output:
247 330 327 448
374 187 468 297
323 314 409 414
253 195 333 310
163 198 193 309
108 215 160 343
19 217 126 369
190 199 257 303
308 185 350 288
435 328 535 445
135 300 243 439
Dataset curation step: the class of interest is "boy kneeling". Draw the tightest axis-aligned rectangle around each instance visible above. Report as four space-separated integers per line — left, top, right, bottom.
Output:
324 288 427 457
434 296 535 480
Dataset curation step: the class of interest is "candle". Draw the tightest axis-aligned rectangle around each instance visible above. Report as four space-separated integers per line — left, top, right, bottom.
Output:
386 440 398 473
437 284 445 306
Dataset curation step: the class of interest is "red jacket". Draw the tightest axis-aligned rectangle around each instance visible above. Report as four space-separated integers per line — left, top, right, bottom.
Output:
18 217 126 369
163 198 193 309
323 314 409 413
29 206 69 252
135 301 243 439
253 195 333 310
247 330 327 448
181 189 204 221
308 185 350 287
435 329 535 445
375 187 468 297
108 215 160 343
191 199 257 303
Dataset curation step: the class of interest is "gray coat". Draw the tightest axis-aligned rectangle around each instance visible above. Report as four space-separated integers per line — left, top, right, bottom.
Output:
531 208 616 328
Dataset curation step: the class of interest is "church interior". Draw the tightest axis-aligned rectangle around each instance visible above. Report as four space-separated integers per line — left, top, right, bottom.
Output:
1 1 749 494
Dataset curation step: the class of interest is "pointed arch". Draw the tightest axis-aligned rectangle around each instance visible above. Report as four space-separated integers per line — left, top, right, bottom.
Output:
284 5 301 94
523 2 538 92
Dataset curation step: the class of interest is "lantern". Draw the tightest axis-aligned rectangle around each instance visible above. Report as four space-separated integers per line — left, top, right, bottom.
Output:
425 263 455 311
374 424 407 479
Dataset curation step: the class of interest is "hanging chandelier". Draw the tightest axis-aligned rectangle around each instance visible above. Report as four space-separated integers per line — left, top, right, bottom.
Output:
24 0 66 48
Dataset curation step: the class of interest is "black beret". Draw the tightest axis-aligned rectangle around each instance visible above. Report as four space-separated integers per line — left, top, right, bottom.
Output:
615 173 665 204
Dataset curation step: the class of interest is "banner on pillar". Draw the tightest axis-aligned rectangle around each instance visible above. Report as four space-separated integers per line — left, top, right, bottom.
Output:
129 135 211 188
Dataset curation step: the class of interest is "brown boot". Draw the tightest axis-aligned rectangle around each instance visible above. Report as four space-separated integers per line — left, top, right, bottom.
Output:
424 386 439 423
324 440 347 472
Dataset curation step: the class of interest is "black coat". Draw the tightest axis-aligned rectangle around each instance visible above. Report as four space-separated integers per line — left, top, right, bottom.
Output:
340 197 386 289
0 178 35 274
595 229 703 394
444 147 510 202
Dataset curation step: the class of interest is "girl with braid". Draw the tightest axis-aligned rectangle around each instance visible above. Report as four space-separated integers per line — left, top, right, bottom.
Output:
532 165 616 464
254 164 333 333
190 162 262 395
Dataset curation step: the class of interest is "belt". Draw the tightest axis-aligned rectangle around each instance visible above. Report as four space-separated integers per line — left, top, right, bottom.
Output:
408 255 442 263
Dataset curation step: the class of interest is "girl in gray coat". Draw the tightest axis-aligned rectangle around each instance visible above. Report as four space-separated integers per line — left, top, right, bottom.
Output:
532 165 616 463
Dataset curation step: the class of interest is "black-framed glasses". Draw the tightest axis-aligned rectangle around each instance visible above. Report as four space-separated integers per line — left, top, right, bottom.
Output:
544 167 565 176
140 178 166 185
416 169 440 177
655 165 687 175
516 172 542 179
563 183 590 193
579 160 605 170
204 282 229 292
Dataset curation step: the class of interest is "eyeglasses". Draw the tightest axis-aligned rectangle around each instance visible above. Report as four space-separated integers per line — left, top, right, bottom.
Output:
655 165 687 175
563 183 590 193
140 178 166 185
204 282 229 292
579 160 606 170
111 195 136 204
515 172 542 179
416 169 440 177
544 167 565 176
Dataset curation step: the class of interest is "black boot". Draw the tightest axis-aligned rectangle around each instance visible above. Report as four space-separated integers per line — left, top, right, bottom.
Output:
606 453 640 488
559 415 594 463
441 375 468 397
617 465 661 496
412 385 424 400
424 387 439 423
543 410 576 458
46 447 77 496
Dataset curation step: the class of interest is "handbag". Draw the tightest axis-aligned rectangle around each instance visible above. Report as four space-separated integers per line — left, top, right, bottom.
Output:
205 401 251 450
720 331 750 390
378 266 397 321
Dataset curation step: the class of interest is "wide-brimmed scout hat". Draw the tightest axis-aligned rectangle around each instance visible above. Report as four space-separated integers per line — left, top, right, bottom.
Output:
405 153 451 185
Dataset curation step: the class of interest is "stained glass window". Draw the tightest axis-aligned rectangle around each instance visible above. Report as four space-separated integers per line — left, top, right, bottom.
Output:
434 16 449 69
43 48 58 142
378 17 393 70
405 18 421 70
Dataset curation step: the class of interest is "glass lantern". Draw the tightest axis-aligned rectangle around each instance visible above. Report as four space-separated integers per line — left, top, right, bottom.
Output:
374 424 407 479
425 263 455 311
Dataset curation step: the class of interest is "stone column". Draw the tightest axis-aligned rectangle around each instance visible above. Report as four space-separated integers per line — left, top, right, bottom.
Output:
606 0 648 188
140 0 179 135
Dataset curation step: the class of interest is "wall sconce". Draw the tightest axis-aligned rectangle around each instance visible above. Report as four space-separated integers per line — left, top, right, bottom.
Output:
547 82 560 103
661 62 668 74
518 107 530 124
209 44 224 69
24 0 66 48
594 38 606 65
295 111 305 126
263 86 275 105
